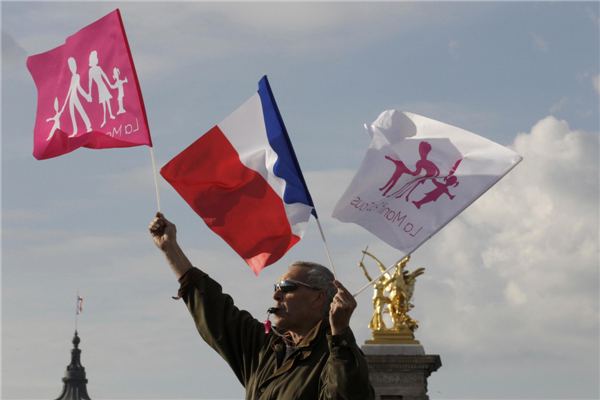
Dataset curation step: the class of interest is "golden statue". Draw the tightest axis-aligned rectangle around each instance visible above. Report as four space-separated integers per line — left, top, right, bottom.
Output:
359 248 425 344
360 264 394 331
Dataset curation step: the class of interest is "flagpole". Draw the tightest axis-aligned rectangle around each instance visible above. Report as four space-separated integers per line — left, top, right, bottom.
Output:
359 245 369 265
75 288 79 332
315 217 338 280
150 147 162 212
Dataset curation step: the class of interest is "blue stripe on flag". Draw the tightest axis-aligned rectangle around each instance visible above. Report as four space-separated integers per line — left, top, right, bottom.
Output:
258 76 317 217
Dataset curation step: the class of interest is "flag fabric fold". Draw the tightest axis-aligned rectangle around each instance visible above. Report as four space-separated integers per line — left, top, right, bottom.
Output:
27 9 152 160
77 296 83 315
332 110 522 254
161 76 314 275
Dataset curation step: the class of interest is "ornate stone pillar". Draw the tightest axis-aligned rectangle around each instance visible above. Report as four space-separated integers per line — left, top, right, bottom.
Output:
362 344 441 400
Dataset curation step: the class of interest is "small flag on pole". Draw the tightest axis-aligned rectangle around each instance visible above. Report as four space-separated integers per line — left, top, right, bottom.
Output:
27 9 152 160
77 296 83 315
161 76 315 275
333 110 522 254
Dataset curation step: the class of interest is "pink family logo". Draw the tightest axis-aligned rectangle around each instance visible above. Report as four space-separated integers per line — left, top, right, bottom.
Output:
380 141 462 209
46 50 129 141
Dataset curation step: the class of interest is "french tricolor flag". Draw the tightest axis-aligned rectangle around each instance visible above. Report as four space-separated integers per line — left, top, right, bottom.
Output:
161 76 315 275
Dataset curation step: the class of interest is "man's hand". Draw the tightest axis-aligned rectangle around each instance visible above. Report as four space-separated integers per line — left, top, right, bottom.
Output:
149 212 177 251
329 280 357 336
149 212 193 279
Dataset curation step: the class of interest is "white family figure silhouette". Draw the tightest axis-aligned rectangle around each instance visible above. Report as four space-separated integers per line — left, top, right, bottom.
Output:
112 67 128 115
63 57 92 137
46 50 128 138
87 50 115 127
45 97 64 141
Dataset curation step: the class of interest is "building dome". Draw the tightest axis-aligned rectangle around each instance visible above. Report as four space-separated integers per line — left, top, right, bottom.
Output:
54 331 92 400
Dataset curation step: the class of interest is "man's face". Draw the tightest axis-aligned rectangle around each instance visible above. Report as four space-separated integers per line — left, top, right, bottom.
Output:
272 265 322 332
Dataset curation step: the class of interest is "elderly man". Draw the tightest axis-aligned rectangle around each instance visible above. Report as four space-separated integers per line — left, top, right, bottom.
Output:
150 213 374 400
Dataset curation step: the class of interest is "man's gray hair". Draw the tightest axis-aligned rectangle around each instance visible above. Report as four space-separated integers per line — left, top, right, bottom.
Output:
290 261 337 315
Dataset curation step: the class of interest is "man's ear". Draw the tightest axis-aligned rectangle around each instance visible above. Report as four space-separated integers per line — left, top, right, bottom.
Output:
312 290 326 310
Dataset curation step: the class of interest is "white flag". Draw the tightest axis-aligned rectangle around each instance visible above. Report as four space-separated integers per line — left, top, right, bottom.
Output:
332 110 522 254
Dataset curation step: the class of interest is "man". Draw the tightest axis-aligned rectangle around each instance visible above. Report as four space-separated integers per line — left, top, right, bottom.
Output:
149 212 375 400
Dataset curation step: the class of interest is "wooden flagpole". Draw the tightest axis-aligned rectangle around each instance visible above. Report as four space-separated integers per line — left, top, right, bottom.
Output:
315 217 338 280
150 147 162 212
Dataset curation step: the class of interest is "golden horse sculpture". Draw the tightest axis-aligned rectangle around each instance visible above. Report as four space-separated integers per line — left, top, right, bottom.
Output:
359 250 425 344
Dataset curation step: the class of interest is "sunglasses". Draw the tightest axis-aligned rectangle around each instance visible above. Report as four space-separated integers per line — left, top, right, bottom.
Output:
274 280 319 293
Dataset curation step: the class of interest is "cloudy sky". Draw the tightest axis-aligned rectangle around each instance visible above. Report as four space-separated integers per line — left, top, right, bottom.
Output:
2 1 599 399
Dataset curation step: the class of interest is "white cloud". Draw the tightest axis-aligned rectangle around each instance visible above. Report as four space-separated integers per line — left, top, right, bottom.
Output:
131 2 439 64
6 2 464 80
532 32 549 52
549 96 569 114
504 281 528 305
417 116 599 367
593 74 600 94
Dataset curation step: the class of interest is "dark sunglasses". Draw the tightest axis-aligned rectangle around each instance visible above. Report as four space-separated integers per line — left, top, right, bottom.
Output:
274 280 319 293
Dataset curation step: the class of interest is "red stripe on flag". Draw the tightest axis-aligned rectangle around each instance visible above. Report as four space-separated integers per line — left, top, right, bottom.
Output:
161 126 299 275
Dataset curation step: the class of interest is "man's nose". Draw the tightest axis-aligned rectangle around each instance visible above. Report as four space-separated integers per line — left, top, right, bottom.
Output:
273 289 283 301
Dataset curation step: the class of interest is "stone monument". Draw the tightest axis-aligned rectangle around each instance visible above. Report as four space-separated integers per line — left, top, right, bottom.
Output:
359 250 441 400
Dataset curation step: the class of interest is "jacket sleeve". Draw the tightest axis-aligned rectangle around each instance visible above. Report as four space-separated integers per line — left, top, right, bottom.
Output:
177 267 268 388
319 328 375 400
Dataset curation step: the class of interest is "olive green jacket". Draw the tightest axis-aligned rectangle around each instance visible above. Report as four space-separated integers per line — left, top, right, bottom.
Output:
178 267 375 400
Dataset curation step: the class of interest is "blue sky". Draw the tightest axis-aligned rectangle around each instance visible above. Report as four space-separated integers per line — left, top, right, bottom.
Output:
2 2 599 399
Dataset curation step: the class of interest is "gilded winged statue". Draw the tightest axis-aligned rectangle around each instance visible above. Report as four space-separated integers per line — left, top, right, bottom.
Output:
359 251 425 332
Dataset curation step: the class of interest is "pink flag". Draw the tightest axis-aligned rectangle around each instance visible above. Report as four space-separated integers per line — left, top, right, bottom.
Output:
27 9 152 160
77 296 83 315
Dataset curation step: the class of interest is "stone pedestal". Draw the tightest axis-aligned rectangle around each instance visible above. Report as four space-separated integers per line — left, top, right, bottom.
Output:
362 344 441 400
365 328 420 345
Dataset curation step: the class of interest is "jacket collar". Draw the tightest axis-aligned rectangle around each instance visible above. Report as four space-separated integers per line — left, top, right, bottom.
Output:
297 318 330 348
